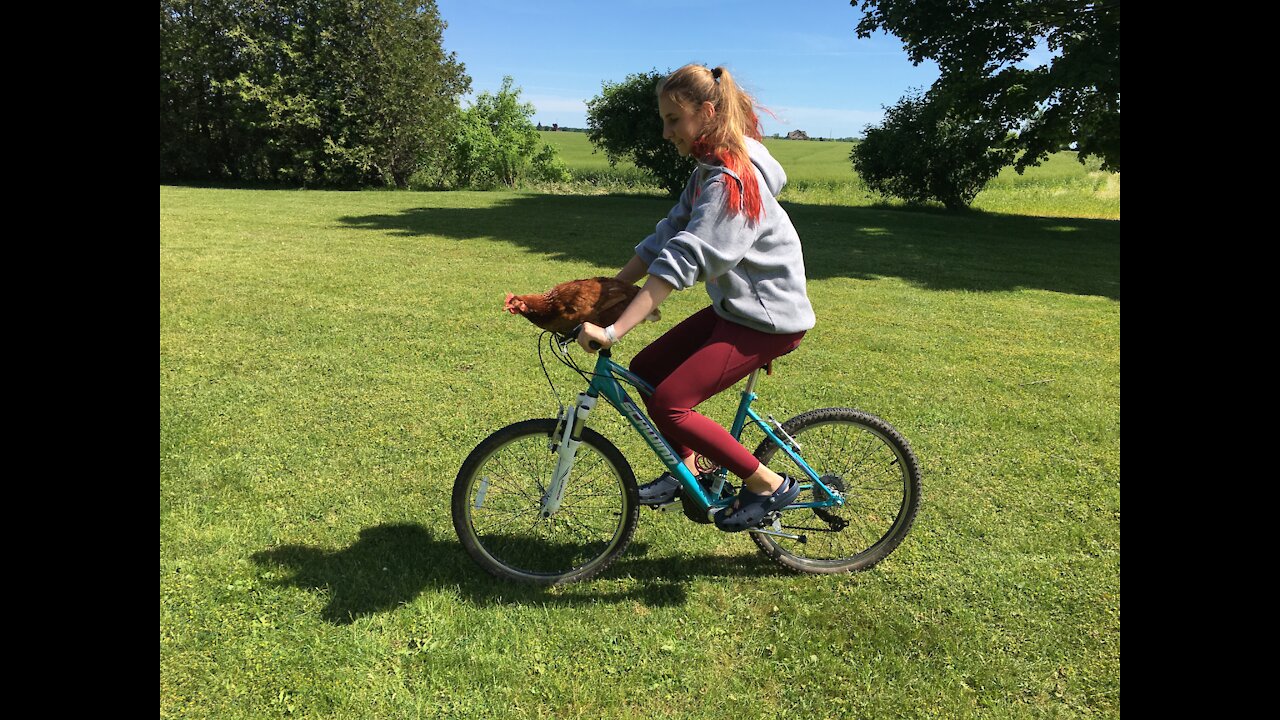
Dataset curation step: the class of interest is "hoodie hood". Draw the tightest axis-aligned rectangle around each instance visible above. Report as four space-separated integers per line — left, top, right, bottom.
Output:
694 137 789 199
745 137 787 197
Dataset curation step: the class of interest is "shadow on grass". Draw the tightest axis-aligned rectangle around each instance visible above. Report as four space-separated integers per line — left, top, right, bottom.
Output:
337 194 1120 300
252 523 781 624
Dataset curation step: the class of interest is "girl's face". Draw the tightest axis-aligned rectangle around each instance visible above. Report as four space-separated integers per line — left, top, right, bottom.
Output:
659 94 714 157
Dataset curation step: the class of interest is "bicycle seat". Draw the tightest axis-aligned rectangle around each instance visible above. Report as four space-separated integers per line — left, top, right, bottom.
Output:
762 345 800 376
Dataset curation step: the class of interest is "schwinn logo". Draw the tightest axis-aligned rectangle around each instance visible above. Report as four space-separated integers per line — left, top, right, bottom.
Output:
623 400 678 466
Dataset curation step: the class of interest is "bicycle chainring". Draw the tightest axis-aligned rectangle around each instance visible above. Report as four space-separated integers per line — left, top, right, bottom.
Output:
680 474 735 524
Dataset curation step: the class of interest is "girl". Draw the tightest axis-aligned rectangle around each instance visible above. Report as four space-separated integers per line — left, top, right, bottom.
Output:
577 64 816 533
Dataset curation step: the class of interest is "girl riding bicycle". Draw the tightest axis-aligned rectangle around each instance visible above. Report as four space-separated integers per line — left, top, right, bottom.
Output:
576 64 816 532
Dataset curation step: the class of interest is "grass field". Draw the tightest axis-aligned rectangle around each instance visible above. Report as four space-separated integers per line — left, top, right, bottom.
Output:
161 148 1120 718
538 131 1120 219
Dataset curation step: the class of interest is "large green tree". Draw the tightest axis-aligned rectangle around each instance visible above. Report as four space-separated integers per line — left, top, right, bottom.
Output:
852 0 1120 173
586 69 694 196
160 0 469 187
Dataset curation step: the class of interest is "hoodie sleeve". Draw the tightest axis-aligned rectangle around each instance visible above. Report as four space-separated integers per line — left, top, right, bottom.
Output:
634 171 699 266
646 171 756 291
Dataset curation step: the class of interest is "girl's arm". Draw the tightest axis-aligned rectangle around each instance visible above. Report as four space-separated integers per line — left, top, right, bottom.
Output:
616 255 649 285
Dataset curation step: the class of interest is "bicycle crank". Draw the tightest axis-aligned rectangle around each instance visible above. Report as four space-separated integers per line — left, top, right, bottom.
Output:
748 525 807 543
748 513 807 542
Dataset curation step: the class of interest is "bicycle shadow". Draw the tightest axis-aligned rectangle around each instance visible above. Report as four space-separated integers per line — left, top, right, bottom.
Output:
251 523 782 625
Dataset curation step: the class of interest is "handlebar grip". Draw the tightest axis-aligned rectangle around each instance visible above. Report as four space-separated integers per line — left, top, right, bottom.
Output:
569 324 603 352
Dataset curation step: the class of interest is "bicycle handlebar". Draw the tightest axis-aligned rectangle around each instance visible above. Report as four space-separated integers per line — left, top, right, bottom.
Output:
566 324 604 353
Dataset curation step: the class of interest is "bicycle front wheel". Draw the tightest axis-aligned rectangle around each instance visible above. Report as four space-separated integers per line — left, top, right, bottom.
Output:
750 408 921 574
452 419 639 585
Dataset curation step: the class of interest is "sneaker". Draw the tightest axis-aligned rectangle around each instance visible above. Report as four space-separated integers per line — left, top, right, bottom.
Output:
638 473 682 506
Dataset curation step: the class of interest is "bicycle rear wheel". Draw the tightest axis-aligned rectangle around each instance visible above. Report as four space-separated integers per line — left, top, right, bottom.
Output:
750 408 921 574
452 419 639 585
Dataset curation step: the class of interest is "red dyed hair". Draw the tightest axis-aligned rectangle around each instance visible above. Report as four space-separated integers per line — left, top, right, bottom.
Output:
661 65 765 223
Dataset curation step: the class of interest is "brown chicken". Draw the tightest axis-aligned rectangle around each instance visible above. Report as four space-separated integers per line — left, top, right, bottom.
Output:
504 276 658 335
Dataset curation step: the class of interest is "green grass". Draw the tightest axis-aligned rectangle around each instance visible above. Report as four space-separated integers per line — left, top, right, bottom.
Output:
535 131 1120 219
161 183 1119 718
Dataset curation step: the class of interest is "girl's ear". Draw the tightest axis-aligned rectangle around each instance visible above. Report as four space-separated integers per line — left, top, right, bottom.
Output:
700 101 716 121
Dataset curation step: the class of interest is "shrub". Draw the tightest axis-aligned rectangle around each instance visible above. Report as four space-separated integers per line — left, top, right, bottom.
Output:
586 69 695 196
852 90 1013 210
449 77 567 188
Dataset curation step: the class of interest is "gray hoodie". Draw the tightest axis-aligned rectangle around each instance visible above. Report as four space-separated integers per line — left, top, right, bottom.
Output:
635 137 816 335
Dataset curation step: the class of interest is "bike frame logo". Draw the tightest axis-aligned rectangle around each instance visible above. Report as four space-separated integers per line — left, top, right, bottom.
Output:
621 399 679 467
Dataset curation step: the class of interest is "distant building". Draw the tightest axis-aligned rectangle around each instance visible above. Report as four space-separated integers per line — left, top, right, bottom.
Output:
786 130 810 141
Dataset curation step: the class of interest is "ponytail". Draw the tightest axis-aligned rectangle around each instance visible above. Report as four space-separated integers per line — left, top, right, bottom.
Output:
660 65 764 223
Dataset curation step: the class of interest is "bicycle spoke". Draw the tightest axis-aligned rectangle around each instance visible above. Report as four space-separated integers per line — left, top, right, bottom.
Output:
555 511 613 541
455 419 637 581
750 412 919 568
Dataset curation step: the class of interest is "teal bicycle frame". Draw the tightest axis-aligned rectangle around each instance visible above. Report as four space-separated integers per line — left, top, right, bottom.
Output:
544 347 844 519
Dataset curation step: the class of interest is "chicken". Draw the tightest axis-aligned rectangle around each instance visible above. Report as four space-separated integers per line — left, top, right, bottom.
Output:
504 276 659 335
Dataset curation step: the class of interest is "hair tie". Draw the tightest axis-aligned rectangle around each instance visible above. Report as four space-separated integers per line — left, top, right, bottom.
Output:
711 67 723 81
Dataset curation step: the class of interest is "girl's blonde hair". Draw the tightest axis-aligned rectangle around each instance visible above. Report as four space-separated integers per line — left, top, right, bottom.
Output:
659 64 764 222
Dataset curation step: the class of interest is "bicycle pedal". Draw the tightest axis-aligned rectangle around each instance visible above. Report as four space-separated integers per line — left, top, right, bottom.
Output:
651 501 681 512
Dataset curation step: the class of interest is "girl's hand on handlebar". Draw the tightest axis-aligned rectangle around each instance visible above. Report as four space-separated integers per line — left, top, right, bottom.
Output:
577 322 612 354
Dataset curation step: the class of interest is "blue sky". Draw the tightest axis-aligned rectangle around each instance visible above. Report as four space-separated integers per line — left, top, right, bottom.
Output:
434 0 944 139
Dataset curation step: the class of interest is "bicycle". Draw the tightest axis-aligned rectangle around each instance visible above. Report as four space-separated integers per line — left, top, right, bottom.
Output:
451 327 922 585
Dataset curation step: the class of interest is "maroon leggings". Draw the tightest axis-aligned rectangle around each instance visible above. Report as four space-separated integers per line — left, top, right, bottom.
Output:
629 306 805 479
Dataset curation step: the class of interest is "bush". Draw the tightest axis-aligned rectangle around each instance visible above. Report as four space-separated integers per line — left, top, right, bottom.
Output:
852 90 1013 210
449 77 568 188
586 69 695 196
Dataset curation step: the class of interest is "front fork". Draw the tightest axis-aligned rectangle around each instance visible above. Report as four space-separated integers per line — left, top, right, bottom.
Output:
540 392 597 517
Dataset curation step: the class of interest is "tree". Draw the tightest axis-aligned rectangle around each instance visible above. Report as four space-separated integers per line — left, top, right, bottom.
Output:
161 0 257 181
160 0 470 187
852 90 1013 210
449 77 569 188
586 69 694 196
335 0 471 187
852 0 1120 174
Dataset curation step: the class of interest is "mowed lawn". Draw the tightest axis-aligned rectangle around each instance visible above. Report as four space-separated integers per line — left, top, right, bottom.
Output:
160 180 1119 718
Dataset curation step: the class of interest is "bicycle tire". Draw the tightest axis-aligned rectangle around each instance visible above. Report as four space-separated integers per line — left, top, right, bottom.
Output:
452 419 640 585
748 408 921 574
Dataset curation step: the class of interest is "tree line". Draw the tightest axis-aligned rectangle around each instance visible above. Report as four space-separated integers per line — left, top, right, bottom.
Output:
161 0 1119 208
161 0 563 189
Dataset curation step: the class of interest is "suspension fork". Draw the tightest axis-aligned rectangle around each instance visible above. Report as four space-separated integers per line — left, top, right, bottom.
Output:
539 391 597 517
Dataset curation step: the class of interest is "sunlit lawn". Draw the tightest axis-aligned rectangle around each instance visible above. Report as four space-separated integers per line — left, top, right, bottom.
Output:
161 180 1118 718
